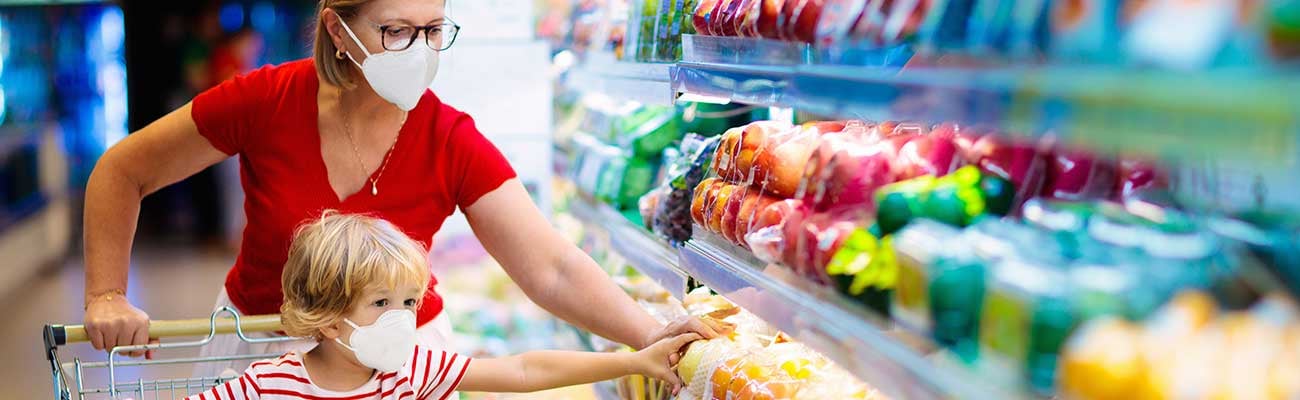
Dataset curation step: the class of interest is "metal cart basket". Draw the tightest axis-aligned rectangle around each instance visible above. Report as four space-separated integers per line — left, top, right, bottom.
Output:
43 307 296 399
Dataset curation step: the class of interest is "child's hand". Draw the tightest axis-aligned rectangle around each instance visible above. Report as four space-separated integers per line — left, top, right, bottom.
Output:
635 333 702 396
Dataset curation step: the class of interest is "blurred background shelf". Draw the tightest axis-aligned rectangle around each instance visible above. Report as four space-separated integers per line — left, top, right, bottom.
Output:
564 197 1028 400
568 194 688 300
566 59 675 106
670 60 1300 165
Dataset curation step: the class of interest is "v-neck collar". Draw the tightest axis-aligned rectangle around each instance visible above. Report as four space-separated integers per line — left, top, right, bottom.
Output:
308 71 416 205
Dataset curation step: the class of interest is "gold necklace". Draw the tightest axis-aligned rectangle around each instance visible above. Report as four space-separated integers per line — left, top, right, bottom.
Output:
341 96 405 196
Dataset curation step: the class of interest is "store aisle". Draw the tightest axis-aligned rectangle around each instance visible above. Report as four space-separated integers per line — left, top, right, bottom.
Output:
2 245 234 398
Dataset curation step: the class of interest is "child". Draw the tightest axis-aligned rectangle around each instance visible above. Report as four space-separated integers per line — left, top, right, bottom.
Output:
187 212 697 399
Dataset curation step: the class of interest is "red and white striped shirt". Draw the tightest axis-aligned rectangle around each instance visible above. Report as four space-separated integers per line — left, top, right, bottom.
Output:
185 345 471 400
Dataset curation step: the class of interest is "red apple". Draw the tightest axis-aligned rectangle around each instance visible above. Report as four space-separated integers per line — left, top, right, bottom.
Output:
735 194 779 248
880 0 930 44
797 135 853 204
780 0 806 40
693 0 722 35
747 199 808 263
733 0 762 36
757 0 787 39
755 133 819 198
972 135 1047 209
849 0 895 44
948 124 989 163
713 0 744 36
1115 157 1168 200
721 187 753 244
814 0 869 47
779 204 814 268
789 213 857 284
1041 148 1118 201
791 0 826 43
814 147 896 212
896 134 963 180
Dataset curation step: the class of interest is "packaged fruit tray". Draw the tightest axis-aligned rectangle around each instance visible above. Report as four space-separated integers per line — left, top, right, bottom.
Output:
564 191 1028 399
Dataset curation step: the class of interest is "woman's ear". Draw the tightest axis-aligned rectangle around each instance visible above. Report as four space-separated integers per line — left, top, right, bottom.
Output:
321 8 349 56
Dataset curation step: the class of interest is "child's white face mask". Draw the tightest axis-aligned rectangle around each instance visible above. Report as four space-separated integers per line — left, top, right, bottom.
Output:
335 309 417 372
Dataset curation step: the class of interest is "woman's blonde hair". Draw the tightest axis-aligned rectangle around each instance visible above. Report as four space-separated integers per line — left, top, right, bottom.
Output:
313 0 374 89
280 211 431 339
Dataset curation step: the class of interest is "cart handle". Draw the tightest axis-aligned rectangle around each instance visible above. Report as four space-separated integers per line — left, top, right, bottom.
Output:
45 314 282 347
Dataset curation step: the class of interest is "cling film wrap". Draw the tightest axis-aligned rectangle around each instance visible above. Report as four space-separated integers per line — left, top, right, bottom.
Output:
651 134 721 243
796 121 901 214
783 212 863 285
745 199 812 265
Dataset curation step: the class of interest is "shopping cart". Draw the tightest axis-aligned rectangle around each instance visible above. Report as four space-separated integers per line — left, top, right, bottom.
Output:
42 307 296 399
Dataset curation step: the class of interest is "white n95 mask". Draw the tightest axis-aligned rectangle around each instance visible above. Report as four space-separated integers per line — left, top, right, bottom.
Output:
335 309 418 372
338 19 439 111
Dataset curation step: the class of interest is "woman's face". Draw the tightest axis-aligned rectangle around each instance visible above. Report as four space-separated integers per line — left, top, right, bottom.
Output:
330 0 447 64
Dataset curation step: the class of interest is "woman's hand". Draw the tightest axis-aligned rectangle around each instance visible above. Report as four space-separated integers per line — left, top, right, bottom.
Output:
84 296 151 357
634 333 703 396
642 316 728 352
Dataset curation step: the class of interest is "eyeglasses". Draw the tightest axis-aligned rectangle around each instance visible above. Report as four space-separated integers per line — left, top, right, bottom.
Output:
369 18 461 52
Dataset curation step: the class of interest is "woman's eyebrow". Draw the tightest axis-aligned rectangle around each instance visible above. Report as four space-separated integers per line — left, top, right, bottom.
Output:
385 17 445 25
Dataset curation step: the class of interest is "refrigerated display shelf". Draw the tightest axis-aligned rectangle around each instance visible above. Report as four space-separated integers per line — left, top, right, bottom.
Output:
673 61 1300 164
564 198 1028 400
568 195 689 300
567 39 1299 165
566 59 675 106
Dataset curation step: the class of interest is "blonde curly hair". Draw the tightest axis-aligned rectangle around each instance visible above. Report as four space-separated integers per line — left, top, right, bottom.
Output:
280 211 431 339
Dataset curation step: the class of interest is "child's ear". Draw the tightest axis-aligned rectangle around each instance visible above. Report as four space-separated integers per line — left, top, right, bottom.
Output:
319 319 343 341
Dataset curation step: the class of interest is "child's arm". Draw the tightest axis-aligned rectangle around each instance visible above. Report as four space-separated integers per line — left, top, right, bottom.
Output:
457 333 700 395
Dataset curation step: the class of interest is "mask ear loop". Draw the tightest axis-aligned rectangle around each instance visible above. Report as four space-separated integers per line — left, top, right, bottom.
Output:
337 18 375 68
333 318 364 351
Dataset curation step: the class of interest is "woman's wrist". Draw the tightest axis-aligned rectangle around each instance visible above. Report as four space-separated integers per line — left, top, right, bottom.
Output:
84 288 127 310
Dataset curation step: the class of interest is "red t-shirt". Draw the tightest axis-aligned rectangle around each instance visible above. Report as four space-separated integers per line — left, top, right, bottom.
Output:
191 59 516 326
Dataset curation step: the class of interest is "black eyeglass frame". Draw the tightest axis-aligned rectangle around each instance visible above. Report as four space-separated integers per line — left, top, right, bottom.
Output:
367 18 461 52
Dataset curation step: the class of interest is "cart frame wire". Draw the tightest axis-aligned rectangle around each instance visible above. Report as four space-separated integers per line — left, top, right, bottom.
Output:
43 307 297 399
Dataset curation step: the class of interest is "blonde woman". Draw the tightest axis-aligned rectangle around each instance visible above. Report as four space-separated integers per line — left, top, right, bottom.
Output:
81 0 717 370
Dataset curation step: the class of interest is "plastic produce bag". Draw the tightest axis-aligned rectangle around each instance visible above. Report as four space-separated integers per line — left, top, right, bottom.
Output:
746 199 812 264
1040 144 1118 201
967 133 1048 212
650 134 720 243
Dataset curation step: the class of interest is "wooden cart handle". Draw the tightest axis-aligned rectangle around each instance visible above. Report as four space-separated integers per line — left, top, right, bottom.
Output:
49 314 282 345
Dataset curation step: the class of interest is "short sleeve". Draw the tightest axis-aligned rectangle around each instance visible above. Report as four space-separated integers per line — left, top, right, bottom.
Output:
415 346 472 400
191 64 277 156
447 113 517 208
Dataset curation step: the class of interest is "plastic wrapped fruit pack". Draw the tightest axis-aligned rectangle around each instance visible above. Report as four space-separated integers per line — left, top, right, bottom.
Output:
1059 291 1300 400
646 134 722 243
674 288 887 400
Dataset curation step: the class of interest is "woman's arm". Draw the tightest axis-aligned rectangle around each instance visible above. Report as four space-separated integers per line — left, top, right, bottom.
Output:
457 333 699 394
83 102 229 355
464 181 718 349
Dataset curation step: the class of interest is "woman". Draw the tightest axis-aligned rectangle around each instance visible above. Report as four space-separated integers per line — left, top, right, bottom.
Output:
82 0 716 364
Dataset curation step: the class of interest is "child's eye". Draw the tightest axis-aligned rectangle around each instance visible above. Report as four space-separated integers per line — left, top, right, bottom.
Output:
373 299 389 307
403 299 417 307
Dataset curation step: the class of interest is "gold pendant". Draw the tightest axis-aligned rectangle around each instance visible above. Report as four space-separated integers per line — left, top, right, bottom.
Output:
371 183 378 196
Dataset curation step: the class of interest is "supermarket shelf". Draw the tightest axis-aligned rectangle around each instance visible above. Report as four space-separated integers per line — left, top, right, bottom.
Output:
566 59 675 106
670 60 1300 165
565 198 1025 400
568 195 689 300
679 233 1023 400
